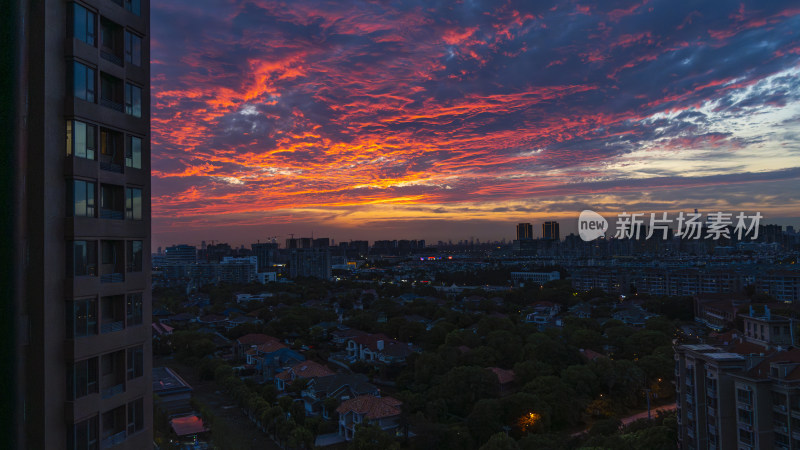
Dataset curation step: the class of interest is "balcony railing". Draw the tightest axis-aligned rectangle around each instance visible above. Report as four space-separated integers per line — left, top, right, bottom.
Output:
101 50 123 66
101 430 126 449
100 160 123 173
101 321 124 334
100 98 124 112
100 209 124 220
101 383 124 399
100 273 124 283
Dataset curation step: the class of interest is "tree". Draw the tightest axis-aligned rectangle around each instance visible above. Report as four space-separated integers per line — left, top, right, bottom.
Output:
479 432 520 450
435 366 499 417
348 424 400 450
288 426 314 449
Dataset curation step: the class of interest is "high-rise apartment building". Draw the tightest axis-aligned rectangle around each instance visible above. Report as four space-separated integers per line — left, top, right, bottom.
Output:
542 221 560 241
675 307 799 450
516 223 533 241
14 0 152 448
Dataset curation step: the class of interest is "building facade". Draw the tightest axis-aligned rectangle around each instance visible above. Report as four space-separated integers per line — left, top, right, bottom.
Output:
15 0 152 448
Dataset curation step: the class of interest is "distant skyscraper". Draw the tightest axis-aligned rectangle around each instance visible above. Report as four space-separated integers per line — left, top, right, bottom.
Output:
13 0 153 447
165 244 198 265
516 223 533 240
542 221 560 241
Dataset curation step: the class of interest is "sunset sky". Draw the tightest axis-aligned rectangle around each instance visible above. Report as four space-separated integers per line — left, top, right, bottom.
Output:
151 0 800 248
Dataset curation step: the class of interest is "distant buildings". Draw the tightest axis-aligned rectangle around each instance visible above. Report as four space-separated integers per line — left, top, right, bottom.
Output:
511 271 560 287
516 223 533 240
542 221 560 241
166 244 198 264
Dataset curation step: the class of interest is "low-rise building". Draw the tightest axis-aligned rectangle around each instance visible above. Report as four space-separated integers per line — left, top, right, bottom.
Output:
336 395 402 441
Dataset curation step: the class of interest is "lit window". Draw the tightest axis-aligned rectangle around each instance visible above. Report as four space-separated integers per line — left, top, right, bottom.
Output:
66 120 96 160
126 293 143 326
67 297 98 338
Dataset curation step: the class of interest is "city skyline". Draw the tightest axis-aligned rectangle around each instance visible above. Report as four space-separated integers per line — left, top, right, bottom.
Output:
150 1 800 247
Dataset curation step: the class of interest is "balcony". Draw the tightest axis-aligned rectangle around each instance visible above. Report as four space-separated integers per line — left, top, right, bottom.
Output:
100 273 123 283
101 430 126 449
101 321 123 333
100 98 124 112
774 404 788 414
707 388 717 398
707 406 716 417
100 154 123 173
101 383 124 399
100 209 124 220
708 424 716 435
101 50 123 66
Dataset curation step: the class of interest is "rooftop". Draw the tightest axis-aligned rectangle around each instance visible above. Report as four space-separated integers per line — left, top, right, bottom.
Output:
336 395 402 419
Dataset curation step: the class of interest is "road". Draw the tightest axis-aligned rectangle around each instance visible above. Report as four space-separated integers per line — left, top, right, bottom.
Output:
571 402 677 437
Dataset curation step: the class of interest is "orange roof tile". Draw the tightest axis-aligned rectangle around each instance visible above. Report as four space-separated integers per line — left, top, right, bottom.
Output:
335 395 402 419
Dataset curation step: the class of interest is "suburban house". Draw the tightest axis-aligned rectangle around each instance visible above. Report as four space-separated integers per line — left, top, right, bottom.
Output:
330 328 368 347
346 333 417 365
525 301 561 325
488 367 516 396
246 340 305 381
301 373 378 418
611 303 655 326
568 302 593 319
336 395 402 441
275 360 334 391
235 333 278 359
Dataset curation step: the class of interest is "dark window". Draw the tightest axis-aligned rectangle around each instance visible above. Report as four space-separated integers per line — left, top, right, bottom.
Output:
71 3 96 46
99 128 124 172
126 293 142 326
100 240 125 283
124 83 141 118
72 61 95 102
125 135 142 169
124 0 140 16
66 120 96 160
69 180 96 217
127 345 143 380
100 17 123 65
67 357 98 399
100 184 124 220
68 240 98 277
127 398 144 435
67 298 98 338
68 415 98 450
100 73 123 112
125 188 142 220
124 31 141 66
100 295 125 334
126 241 143 272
